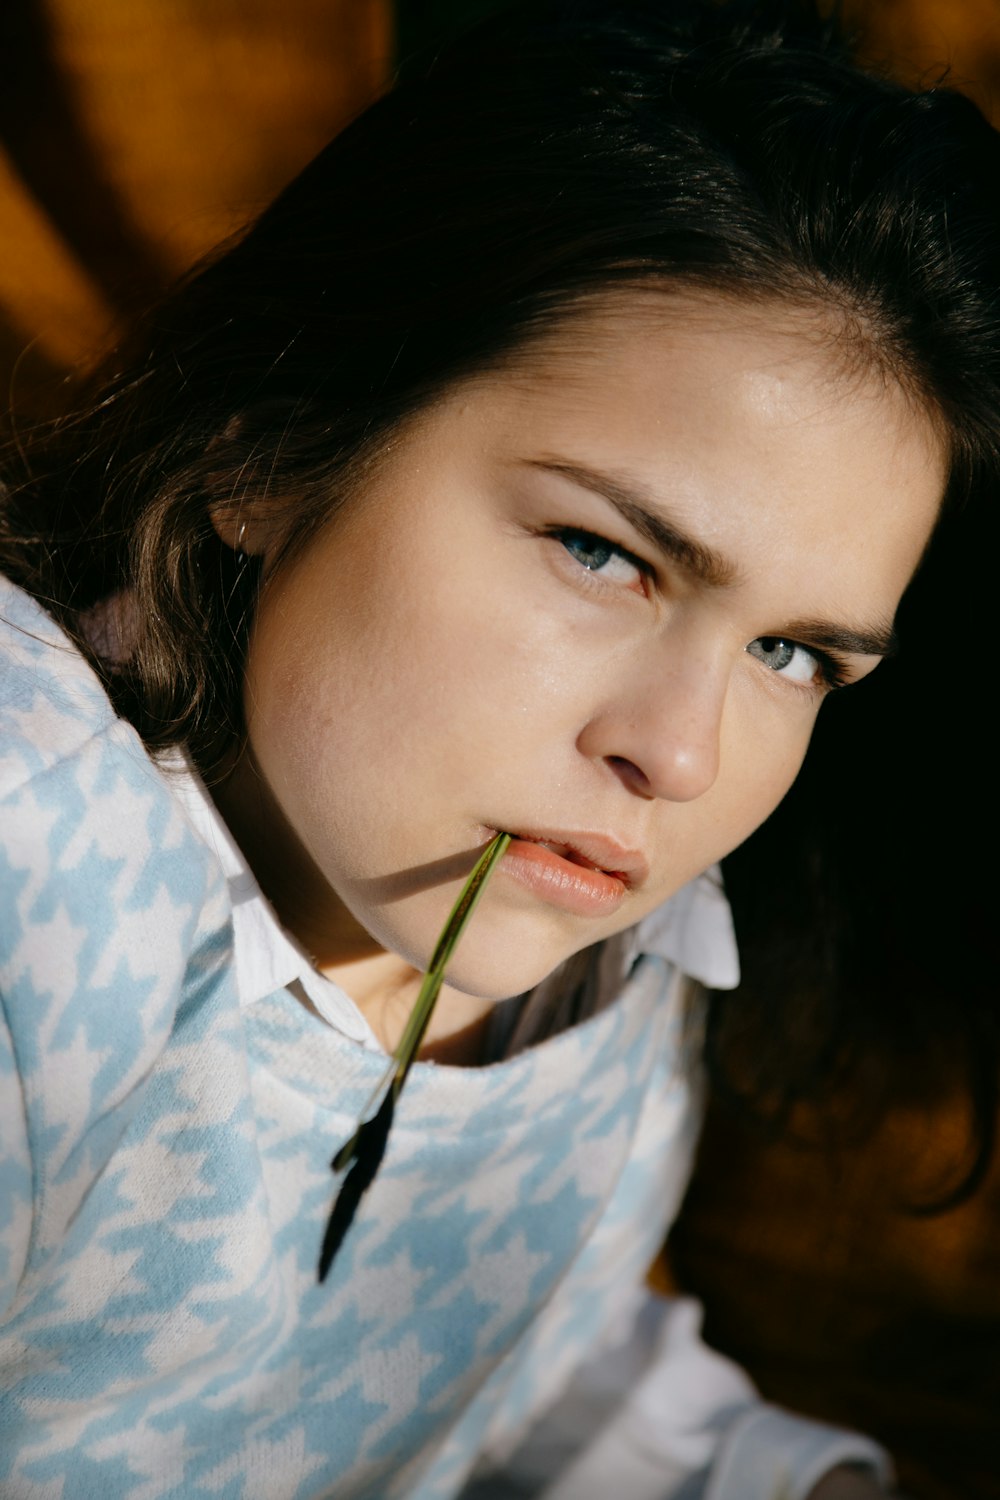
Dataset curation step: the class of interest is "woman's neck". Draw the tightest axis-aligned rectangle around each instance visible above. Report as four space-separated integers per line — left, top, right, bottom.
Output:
209 750 496 1063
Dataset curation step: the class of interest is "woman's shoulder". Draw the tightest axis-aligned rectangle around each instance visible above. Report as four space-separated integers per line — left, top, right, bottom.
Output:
0 573 232 968
1 567 235 1021
0 568 236 1024
0 575 227 930
0 573 124 791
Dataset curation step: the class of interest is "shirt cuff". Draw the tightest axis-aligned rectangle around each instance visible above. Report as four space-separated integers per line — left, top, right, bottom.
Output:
704 1404 893 1500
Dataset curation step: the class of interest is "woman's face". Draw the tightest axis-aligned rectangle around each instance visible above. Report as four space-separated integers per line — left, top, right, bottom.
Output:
228 292 945 1002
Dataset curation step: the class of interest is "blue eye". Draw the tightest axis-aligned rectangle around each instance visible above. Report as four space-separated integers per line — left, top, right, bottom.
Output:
555 528 646 588
560 530 615 568
746 635 822 686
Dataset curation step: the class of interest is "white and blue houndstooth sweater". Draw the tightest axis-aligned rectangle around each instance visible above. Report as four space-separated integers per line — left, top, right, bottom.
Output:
0 576 888 1500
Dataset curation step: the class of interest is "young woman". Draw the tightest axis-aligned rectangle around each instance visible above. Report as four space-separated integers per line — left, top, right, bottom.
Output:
1 3 998 1497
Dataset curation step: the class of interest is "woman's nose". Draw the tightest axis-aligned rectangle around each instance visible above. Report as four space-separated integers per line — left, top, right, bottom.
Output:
577 651 727 803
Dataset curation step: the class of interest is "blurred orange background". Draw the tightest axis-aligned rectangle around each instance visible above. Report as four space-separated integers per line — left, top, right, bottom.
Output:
1 4 997 1497
0 0 391 400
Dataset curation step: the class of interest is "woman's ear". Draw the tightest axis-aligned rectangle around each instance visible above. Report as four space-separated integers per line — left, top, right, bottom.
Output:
208 492 289 565
208 501 268 558
205 413 285 561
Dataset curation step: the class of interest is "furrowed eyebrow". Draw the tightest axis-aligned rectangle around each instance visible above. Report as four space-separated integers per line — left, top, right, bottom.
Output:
523 457 740 589
523 456 899 659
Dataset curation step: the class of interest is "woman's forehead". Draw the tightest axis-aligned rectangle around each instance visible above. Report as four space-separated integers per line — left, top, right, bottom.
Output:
497 285 934 404
389 291 946 616
462 290 945 481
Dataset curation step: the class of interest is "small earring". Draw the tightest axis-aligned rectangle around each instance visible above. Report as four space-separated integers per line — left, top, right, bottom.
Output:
236 522 248 559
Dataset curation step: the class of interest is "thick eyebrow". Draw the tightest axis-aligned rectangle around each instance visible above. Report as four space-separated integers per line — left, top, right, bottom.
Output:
523 456 899 659
523 457 740 589
780 618 898 660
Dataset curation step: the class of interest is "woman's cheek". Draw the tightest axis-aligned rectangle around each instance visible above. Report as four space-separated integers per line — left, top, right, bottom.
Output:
716 708 815 849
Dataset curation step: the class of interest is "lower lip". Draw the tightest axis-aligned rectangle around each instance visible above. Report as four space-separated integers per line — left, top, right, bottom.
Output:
499 837 628 918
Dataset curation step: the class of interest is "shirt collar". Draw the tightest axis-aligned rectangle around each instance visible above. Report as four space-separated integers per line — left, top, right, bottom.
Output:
629 863 740 990
166 756 740 1040
163 754 383 1048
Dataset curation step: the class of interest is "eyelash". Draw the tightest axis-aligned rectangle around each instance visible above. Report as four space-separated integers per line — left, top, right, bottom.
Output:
545 524 851 693
809 650 850 692
752 638 850 694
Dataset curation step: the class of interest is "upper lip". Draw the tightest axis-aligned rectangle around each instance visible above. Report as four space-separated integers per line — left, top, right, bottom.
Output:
495 827 650 888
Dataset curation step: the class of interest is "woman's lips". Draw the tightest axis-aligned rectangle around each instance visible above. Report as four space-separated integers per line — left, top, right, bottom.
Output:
490 829 648 918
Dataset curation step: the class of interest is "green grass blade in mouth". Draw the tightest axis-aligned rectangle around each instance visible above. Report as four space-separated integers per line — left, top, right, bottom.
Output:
390 828 512 1085
320 830 511 1279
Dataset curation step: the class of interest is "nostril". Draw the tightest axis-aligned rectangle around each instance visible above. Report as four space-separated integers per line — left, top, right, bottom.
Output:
605 756 655 798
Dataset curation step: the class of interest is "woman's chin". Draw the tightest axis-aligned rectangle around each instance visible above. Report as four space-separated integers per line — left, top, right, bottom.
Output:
410 920 581 1005
355 880 605 1004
